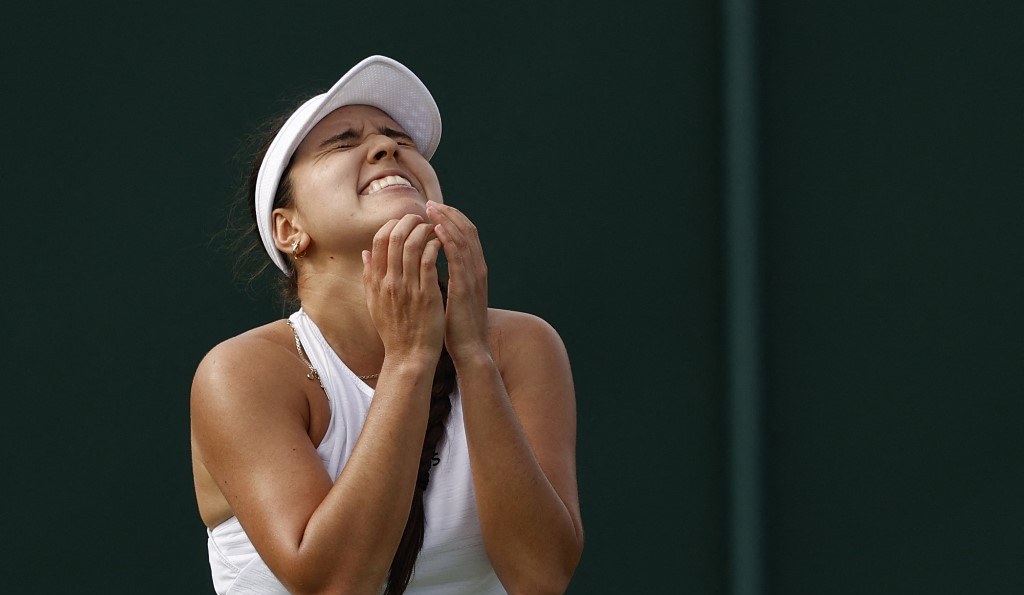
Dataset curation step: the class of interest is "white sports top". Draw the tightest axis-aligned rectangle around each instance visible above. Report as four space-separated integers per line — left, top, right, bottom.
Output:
206 309 505 594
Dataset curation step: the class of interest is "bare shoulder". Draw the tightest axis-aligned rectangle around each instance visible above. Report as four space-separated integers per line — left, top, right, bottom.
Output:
191 320 308 423
488 308 566 350
486 308 572 395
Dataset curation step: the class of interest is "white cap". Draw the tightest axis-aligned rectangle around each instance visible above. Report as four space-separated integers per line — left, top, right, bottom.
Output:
254 55 442 273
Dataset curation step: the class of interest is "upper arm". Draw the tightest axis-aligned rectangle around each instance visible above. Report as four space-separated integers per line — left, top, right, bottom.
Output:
190 336 333 566
494 310 583 543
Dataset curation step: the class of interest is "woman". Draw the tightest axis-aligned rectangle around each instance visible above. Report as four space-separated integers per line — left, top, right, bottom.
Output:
190 55 583 595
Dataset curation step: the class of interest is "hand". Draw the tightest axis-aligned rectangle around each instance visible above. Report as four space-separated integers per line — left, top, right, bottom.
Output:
362 213 445 360
425 201 491 364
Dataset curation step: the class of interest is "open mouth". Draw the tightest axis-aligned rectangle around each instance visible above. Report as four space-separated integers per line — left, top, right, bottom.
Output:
366 175 414 195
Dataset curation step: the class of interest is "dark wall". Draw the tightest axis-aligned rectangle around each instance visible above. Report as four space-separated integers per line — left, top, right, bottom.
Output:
3 2 723 593
761 2 1024 594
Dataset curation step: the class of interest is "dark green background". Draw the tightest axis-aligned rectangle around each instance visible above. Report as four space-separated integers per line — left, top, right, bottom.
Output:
2 2 1020 594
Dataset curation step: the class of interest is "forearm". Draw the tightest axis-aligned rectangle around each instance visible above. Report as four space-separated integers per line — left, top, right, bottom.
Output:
457 353 583 594
285 355 436 594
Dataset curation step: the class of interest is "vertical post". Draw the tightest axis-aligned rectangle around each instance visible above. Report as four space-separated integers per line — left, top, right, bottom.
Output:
723 0 763 594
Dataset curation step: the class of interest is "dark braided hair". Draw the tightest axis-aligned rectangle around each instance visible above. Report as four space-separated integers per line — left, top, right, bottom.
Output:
386 294 455 594
233 109 457 594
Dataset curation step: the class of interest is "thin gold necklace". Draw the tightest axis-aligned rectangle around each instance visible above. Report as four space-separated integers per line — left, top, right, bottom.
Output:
286 320 380 383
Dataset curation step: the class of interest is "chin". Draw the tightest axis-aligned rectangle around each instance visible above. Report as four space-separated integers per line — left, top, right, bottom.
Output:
388 199 429 218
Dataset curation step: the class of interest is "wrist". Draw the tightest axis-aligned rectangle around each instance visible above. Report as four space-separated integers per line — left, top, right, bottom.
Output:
450 347 496 376
382 350 441 377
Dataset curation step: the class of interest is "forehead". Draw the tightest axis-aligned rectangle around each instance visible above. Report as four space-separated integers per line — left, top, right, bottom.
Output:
295 104 405 156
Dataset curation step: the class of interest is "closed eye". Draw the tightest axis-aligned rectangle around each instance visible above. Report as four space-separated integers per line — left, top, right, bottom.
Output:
318 130 359 149
311 130 361 161
380 126 417 149
313 127 417 161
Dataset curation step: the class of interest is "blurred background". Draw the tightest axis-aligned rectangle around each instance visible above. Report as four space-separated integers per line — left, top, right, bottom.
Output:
1 1 1020 593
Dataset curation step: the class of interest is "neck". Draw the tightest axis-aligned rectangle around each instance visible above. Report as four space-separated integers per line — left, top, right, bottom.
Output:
295 259 385 378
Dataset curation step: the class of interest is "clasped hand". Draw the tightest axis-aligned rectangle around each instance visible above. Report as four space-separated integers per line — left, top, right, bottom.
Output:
361 202 489 365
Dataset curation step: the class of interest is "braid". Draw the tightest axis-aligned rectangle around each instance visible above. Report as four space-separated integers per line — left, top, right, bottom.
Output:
384 280 457 595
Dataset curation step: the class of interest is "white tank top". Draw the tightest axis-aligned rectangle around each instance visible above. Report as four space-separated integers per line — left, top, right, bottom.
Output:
206 309 505 594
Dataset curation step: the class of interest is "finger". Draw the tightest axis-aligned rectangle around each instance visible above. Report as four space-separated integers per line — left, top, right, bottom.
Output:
427 208 487 297
424 200 457 228
430 215 474 274
386 214 424 278
426 203 466 252
402 222 436 284
426 200 477 238
427 201 481 252
420 238 441 292
430 221 461 274
370 219 400 279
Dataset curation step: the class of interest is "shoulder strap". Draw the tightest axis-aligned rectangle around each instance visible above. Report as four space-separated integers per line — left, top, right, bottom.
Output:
285 319 329 399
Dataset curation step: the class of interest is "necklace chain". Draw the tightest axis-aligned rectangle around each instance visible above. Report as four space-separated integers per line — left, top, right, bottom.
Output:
287 320 326 393
286 320 380 385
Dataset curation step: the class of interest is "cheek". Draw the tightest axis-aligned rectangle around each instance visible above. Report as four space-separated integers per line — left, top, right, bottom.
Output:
292 162 360 206
425 177 443 203
290 173 358 226
413 163 443 202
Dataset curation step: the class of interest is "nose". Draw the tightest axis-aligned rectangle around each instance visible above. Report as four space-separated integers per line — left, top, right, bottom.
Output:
367 134 399 163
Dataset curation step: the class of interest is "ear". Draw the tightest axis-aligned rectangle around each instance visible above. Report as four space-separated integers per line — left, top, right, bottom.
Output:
272 207 302 254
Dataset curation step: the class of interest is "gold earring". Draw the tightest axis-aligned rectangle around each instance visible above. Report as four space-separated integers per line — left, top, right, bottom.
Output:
291 238 306 259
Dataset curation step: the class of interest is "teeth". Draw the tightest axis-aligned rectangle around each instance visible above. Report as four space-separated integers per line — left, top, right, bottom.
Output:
367 175 412 195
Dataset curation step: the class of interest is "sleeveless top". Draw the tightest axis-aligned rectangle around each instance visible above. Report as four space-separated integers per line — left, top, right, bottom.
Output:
206 309 505 594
